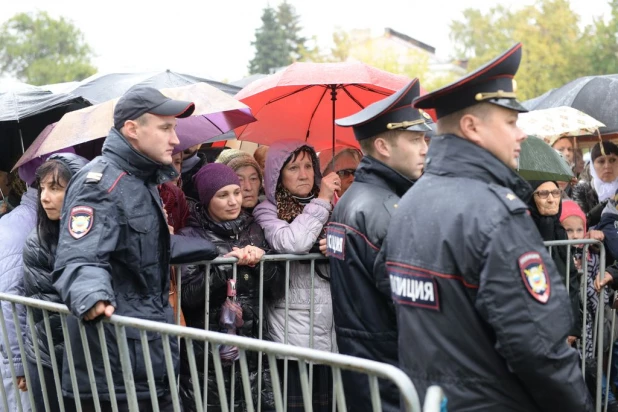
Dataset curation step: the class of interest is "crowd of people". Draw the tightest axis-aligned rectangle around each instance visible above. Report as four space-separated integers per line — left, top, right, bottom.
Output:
1 41 618 412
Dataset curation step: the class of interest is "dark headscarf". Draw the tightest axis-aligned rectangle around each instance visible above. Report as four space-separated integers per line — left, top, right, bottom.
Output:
527 180 566 241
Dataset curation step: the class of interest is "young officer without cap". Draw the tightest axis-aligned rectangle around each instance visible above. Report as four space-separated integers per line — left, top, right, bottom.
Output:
384 44 592 411
326 79 431 412
53 86 218 410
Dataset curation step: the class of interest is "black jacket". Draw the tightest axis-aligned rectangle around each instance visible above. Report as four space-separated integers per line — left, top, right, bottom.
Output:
178 205 279 411
526 181 582 338
22 153 89 370
53 128 218 400
384 134 591 411
326 156 412 412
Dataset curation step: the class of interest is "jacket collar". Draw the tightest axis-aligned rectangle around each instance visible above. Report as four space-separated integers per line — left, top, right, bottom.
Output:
102 128 178 184
425 134 532 202
354 156 414 198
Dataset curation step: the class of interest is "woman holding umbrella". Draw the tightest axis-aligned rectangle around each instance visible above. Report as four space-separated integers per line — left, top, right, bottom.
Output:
253 140 340 412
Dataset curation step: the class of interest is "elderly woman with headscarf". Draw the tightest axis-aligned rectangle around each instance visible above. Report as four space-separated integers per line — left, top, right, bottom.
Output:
528 180 582 346
573 141 618 227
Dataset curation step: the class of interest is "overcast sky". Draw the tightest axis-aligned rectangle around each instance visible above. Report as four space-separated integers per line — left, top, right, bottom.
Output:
0 0 611 83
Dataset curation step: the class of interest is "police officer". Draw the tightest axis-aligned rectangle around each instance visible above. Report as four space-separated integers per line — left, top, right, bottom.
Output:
384 44 592 411
326 79 432 411
53 86 217 411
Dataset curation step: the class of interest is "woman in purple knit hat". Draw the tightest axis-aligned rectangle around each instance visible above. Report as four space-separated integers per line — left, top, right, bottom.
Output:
178 163 279 411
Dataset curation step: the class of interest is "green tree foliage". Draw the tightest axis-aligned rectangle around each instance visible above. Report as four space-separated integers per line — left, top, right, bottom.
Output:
248 6 290 74
277 1 307 61
582 0 618 75
449 0 593 100
0 11 96 85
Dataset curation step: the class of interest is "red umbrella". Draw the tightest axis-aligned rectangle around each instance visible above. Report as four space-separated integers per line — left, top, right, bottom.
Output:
234 62 432 152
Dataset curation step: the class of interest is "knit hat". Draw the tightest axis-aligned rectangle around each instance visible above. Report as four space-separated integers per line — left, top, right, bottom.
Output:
560 200 587 232
227 155 263 184
215 149 252 165
193 163 240 206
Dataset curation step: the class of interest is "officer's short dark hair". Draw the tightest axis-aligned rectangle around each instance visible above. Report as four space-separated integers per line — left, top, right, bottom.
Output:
359 130 400 156
436 102 493 135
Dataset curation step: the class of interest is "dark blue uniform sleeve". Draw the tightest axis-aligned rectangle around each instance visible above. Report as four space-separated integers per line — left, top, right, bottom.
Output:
475 215 592 411
53 183 118 319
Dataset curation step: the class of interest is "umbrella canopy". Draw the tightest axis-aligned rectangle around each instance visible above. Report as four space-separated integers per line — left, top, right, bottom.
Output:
0 82 90 172
234 62 423 151
525 74 618 135
12 82 255 170
517 136 574 182
69 70 241 104
517 106 605 146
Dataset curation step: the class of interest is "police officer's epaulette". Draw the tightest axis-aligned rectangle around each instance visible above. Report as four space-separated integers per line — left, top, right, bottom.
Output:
487 183 527 214
382 195 400 217
84 163 106 184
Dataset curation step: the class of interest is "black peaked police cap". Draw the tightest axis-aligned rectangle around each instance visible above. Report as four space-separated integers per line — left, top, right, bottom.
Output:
413 43 528 119
335 79 433 141
113 86 195 130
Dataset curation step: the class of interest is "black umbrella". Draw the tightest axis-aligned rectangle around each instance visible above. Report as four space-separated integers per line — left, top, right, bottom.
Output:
0 83 90 172
524 74 618 135
68 70 241 104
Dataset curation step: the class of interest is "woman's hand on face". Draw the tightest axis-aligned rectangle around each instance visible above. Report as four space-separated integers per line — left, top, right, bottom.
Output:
317 172 341 203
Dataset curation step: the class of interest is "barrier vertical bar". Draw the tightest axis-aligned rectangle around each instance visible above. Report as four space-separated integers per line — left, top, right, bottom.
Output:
77 321 102 411
597 242 606 410
42 310 66 412
0 303 25 412
211 344 230 412
238 350 255 412
161 332 182 412
10 303 36 411
60 314 82 412
96 322 119 412
204 263 211 411
230 262 237 410
257 260 265 412
298 360 313 412
139 330 160 412
267 353 284 412
26 306 50 412
114 324 140 412
185 338 204 412
283 259 290 412
332 366 347 412
309 259 315 395
368 375 382 412
581 244 589 378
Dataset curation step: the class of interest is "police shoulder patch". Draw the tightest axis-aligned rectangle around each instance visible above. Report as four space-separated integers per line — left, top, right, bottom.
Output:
387 263 440 311
69 206 94 239
488 183 527 215
518 251 551 304
325 225 345 260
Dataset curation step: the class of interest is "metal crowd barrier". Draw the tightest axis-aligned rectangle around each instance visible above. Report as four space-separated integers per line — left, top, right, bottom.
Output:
545 239 614 412
0 254 444 412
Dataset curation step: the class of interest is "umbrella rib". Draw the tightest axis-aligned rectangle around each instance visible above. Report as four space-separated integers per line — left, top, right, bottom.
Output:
265 84 320 105
347 84 392 96
202 114 225 135
340 85 366 110
305 86 330 142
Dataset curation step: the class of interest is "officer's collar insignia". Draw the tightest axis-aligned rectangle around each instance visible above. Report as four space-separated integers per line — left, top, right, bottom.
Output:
518 252 550 304
506 193 517 201
69 206 94 240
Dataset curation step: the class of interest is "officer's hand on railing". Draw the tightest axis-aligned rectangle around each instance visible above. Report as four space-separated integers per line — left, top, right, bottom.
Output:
318 172 341 203
84 301 115 321
595 272 614 292
319 238 327 255
587 230 605 242
16 376 27 392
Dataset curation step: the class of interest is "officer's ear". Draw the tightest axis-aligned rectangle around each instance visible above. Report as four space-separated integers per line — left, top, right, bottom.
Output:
373 137 392 159
459 113 483 146
122 120 139 141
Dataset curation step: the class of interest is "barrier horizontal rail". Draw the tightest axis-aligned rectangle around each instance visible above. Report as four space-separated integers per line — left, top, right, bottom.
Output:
0 291 443 412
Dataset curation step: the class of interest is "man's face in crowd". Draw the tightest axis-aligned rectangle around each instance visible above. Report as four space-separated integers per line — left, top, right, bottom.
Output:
473 105 526 169
171 152 183 184
126 113 180 165
182 144 202 160
327 152 360 195
387 131 428 180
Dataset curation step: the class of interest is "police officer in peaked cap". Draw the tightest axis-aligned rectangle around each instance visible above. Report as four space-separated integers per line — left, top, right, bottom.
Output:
326 79 432 411
383 44 592 411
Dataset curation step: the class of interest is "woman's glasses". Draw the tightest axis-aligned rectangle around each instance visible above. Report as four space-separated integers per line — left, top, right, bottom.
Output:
534 189 561 199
